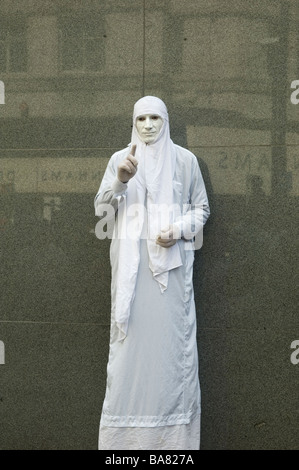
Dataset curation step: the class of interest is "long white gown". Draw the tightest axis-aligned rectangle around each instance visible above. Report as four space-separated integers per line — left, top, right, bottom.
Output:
95 144 210 450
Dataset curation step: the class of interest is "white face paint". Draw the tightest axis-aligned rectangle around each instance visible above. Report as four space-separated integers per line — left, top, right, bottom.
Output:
136 114 163 144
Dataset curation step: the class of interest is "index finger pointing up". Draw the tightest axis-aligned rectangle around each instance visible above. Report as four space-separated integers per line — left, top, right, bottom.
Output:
127 154 138 167
130 144 136 156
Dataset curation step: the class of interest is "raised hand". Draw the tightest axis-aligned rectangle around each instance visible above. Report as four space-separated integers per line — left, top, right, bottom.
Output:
117 144 138 183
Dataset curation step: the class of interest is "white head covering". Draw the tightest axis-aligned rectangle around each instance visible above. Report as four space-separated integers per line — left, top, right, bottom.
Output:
131 96 175 204
114 96 182 340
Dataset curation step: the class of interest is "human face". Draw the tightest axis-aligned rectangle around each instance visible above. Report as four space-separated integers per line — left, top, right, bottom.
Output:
136 114 163 144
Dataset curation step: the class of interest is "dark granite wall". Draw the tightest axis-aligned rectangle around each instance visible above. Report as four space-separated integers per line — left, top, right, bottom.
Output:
0 0 298 449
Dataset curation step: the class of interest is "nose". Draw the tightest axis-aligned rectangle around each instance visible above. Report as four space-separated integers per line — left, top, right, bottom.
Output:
144 117 153 130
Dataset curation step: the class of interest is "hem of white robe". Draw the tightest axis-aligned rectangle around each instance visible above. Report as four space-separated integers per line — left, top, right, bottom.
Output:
98 413 201 451
100 407 199 428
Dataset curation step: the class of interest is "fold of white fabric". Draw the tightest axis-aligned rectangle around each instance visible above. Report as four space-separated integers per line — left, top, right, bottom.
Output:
114 97 183 340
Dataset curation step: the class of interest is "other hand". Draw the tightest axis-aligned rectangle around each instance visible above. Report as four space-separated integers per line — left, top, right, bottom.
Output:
156 225 180 248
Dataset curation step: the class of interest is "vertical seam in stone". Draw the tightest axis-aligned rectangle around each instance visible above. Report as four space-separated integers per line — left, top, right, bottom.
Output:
142 0 146 96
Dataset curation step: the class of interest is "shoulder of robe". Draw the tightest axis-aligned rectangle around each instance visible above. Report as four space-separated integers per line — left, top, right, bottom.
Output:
174 144 199 168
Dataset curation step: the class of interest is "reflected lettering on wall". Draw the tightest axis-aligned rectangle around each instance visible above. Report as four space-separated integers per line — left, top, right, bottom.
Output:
197 148 272 195
0 158 109 193
0 152 281 196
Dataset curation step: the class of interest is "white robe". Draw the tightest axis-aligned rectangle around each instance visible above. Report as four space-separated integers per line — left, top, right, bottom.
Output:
95 144 210 450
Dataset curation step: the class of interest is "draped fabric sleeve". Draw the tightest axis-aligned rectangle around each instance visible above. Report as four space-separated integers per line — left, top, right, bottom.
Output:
94 150 128 219
173 154 210 241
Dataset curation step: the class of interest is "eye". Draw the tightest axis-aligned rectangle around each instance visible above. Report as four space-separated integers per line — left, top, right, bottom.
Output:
137 116 146 121
151 115 160 120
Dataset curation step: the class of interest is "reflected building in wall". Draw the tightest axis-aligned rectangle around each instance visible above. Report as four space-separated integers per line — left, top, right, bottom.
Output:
0 1 298 195
0 0 298 450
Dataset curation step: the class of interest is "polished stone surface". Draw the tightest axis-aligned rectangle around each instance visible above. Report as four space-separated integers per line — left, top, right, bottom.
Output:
0 322 109 450
0 0 298 450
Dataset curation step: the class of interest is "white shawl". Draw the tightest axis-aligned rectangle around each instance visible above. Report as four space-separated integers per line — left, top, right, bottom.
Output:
115 96 183 340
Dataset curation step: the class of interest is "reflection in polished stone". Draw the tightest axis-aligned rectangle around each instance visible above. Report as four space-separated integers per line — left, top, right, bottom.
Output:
0 0 298 450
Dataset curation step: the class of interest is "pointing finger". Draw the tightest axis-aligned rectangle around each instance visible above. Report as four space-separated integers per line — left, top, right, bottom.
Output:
127 155 138 167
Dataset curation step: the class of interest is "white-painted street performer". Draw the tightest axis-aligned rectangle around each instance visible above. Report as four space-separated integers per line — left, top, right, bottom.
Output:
95 96 210 450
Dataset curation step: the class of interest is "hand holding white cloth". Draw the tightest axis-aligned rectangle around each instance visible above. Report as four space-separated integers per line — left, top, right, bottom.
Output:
156 224 181 248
